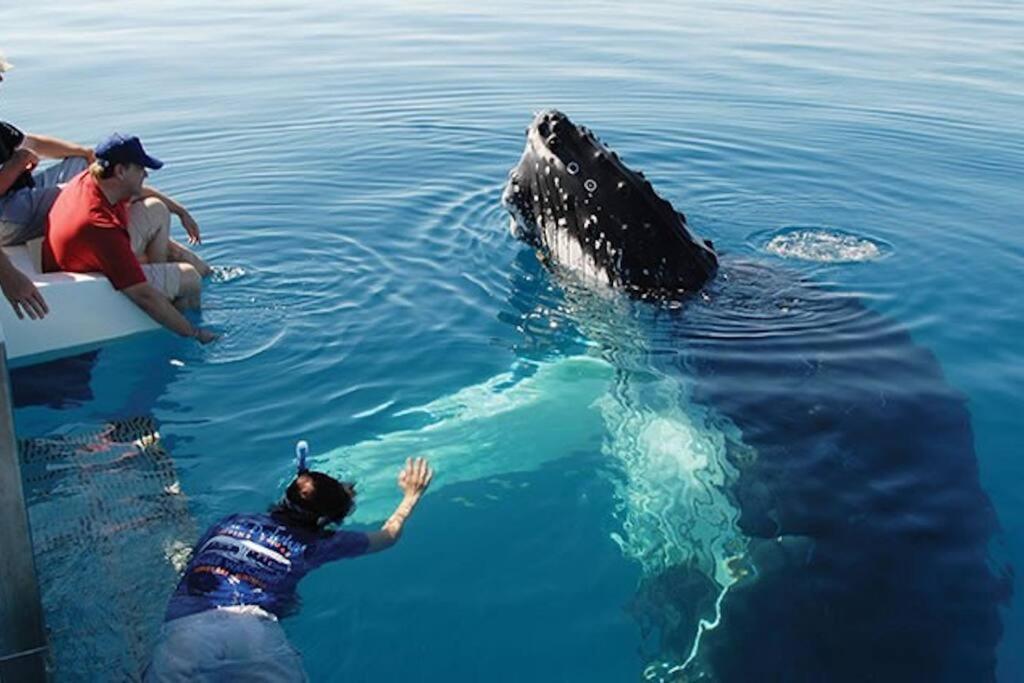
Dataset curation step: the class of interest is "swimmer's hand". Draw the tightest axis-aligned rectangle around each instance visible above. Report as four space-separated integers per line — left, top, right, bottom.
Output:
366 457 433 553
398 456 433 498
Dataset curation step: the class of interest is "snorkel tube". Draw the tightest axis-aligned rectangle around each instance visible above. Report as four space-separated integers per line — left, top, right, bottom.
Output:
276 439 329 527
277 440 355 528
295 440 310 474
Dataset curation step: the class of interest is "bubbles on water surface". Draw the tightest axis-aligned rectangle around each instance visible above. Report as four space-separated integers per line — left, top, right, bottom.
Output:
761 227 886 263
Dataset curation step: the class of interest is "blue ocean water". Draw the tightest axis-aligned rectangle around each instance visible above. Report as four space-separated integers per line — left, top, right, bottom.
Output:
3 0 1023 680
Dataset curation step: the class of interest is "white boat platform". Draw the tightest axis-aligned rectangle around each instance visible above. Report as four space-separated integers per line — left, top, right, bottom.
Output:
0 242 159 368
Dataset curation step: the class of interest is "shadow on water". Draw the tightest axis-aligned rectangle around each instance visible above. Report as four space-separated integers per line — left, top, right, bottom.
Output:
9 329 184 415
10 352 100 409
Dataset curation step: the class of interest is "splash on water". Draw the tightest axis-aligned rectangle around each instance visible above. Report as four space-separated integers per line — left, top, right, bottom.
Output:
763 228 884 263
209 264 247 283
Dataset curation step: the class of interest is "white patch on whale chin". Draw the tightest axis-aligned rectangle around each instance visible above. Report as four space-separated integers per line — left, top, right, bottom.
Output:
508 215 525 240
507 204 539 245
542 218 611 288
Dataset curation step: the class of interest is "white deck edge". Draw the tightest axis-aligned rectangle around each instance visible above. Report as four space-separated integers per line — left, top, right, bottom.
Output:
0 244 160 368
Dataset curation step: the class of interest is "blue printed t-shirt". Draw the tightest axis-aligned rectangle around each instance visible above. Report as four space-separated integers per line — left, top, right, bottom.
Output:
165 513 370 622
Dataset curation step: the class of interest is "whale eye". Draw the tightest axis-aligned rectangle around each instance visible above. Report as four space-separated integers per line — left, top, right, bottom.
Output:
567 161 579 175
584 179 598 192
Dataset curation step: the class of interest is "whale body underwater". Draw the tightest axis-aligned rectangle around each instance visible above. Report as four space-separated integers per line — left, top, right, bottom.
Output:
499 110 1010 681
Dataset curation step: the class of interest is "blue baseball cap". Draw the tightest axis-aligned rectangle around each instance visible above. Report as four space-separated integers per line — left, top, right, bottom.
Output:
95 133 163 170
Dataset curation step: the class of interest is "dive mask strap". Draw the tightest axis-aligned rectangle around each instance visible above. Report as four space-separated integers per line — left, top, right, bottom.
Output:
287 439 348 528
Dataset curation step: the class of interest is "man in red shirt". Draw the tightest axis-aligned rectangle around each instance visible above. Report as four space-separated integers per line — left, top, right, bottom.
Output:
43 134 216 343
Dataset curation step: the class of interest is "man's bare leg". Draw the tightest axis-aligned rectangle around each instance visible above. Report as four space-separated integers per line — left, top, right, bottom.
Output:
167 239 212 278
140 262 202 311
130 198 212 278
128 197 171 264
171 263 202 311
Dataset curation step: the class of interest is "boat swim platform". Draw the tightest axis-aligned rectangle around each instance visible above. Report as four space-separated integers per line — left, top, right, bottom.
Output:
0 242 159 369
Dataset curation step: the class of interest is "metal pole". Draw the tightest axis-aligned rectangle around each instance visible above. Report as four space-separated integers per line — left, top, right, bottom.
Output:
0 335 48 682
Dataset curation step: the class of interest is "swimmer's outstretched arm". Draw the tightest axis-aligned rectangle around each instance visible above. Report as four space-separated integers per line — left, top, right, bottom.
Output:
365 457 433 553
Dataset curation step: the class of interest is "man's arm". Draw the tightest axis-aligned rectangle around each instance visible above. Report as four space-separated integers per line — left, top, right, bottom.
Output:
0 147 37 197
121 281 216 343
138 186 202 244
365 457 434 553
0 250 47 319
21 134 94 162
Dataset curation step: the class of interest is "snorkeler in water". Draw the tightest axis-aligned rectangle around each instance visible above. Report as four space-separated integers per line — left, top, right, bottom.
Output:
144 443 433 682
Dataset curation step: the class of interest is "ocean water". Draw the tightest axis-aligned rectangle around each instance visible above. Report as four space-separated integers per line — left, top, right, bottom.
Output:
3 0 1022 680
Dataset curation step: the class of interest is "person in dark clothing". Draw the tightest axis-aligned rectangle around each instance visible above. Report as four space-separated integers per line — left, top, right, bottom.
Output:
0 52 94 319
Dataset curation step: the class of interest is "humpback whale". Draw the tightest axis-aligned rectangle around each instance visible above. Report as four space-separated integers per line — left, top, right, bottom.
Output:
502 111 717 298
502 111 1009 681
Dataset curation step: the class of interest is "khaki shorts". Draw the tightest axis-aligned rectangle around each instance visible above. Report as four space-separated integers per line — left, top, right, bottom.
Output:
140 263 183 300
128 199 181 299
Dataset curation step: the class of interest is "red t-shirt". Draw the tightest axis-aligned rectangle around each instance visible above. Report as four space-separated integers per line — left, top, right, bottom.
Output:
42 171 146 290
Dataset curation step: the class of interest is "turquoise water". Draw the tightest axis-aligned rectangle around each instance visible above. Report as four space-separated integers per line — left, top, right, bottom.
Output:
4 0 1023 680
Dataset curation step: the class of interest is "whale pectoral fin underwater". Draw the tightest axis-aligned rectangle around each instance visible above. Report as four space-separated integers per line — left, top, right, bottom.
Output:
316 355 615 521
502 110 718 298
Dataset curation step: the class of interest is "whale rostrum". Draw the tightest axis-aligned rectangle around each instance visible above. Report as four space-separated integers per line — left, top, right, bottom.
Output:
503 110 718 298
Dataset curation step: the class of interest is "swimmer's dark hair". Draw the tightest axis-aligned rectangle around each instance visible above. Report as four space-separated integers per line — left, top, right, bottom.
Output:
272 471 355 527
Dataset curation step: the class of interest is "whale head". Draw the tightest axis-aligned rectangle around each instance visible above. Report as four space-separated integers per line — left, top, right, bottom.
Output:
502 110 718 298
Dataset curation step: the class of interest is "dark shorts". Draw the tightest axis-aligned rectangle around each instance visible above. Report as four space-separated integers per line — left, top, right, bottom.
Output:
0 157 88 246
